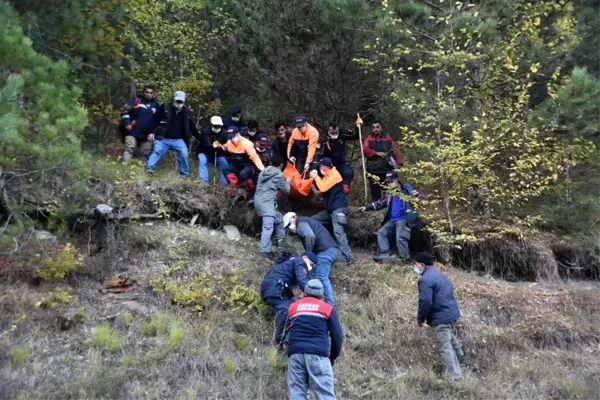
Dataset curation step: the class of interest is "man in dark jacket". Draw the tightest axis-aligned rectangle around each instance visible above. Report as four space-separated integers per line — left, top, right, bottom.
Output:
222 105 245 130
121 85 158 163
283 213 338 306
272 121 290 167
260 253 315 345
197 115 230 186
247 119 268 143
310 157 353 266
359 171 424 263
146 91 201 177
362 120 404 200
255 155 291 258
313 123 358 194
415 251 464 380
286 279 343 400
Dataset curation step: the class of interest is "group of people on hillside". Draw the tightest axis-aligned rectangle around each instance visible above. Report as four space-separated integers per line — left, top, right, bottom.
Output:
121 88 464 399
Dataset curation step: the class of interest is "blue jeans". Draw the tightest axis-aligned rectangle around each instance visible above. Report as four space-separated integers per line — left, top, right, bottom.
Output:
434 322 464 380
311 247 337 306
260 213 285 254
288 353 335 400
312 209 352 264
378 218 411 260
146 138 189 177
198 153 229 186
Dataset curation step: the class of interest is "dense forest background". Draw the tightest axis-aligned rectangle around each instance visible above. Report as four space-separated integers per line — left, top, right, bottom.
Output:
1 0 599 247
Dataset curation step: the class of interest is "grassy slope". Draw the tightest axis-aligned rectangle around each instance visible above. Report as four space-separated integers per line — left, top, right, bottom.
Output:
1 222 600 400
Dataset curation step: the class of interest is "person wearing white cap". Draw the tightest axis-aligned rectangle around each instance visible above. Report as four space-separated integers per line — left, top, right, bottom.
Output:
147 91 201 177
196 115 230 185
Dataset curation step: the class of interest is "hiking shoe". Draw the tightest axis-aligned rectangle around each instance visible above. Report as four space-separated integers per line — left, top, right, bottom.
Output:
400 258 412 265
145 168 155 175
261 252 275 261
373 254 391 262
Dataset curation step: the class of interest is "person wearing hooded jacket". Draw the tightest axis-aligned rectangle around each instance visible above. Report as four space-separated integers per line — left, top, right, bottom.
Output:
260 252 316 346
254 155 291 259
197 116 230 186
283 213 338 307
313 122 359 194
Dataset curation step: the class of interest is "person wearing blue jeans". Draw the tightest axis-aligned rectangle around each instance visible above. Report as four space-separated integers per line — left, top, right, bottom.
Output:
198 153 229 185
196 116 230 185
286 280 343 400
283 213 339 306
147 91 201 177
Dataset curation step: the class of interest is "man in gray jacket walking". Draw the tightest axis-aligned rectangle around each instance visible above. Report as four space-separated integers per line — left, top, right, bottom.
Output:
255 155 291 259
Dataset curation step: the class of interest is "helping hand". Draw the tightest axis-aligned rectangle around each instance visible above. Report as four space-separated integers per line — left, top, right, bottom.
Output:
147 134 155 142
213 141 221 149
289 156 296 163
358 206 366 212
309 170 318 179
125 124 132 131
303 163 310 171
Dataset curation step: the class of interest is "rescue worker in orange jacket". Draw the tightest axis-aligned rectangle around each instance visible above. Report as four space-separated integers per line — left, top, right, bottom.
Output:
218 126 264 197
287 115 319 174
309 157 353 266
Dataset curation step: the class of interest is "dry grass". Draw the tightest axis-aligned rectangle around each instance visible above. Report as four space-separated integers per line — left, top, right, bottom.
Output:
1 222 600 399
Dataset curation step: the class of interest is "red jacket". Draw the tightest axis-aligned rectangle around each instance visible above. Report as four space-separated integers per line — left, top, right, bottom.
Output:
362 133 403 173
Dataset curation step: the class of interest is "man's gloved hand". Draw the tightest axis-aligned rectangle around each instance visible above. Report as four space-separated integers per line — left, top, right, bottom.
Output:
304 163 310 171
213 141 221 149
289 156 296 163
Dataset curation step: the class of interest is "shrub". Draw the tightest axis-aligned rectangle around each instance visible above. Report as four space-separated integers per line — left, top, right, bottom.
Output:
121 312 132 327
224 358 236 377
168 321 185 350
73 307 86 321
11 345 27 367
36 288 74 309
141 313 170 336
39 243 83 280
90 325 121 352
149 275 212 313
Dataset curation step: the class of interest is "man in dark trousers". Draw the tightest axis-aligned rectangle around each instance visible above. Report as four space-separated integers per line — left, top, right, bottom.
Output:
313 122 358 194
415 251 464 380
121 85 158 163
362 120 404 200
286 279 343 400
197 115 230 186
310 157 353 266
283 213 338 306
260 253 316 346
359 171 424 263
146 91 201 177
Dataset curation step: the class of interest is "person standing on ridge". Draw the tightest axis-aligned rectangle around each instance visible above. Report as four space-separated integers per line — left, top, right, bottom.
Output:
197 115 230 186
414 251 464 381
313 122 358 194
362 120 404 200
283 212 338 307
287 115 319 173
146 91 201 177
222 106 245 130
310 157 353 266
120 85 159 163
286 279 343 400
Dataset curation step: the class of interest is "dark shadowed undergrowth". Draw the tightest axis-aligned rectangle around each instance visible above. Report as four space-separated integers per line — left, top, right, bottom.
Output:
1 222 599 399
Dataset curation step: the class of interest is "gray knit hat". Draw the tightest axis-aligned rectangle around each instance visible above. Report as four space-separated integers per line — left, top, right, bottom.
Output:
305 279 324 298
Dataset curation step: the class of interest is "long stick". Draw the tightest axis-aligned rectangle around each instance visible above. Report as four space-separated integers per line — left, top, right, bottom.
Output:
356 113 368 202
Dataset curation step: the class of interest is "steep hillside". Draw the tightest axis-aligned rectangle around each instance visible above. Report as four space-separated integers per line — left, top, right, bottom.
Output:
1 222 599 399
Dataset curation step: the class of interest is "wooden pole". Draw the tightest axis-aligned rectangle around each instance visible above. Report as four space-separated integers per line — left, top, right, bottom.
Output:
356 113 368 202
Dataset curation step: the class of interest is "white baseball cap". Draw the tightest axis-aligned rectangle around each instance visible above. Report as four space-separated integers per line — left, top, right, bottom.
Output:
210 116 223 126
173 91 186 102
283 212 297 228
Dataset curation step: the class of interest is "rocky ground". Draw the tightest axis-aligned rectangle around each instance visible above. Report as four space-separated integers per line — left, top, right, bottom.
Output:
1 220 599 399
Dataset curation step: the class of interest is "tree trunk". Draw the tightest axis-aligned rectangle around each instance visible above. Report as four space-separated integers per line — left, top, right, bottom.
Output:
564 144 572 204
